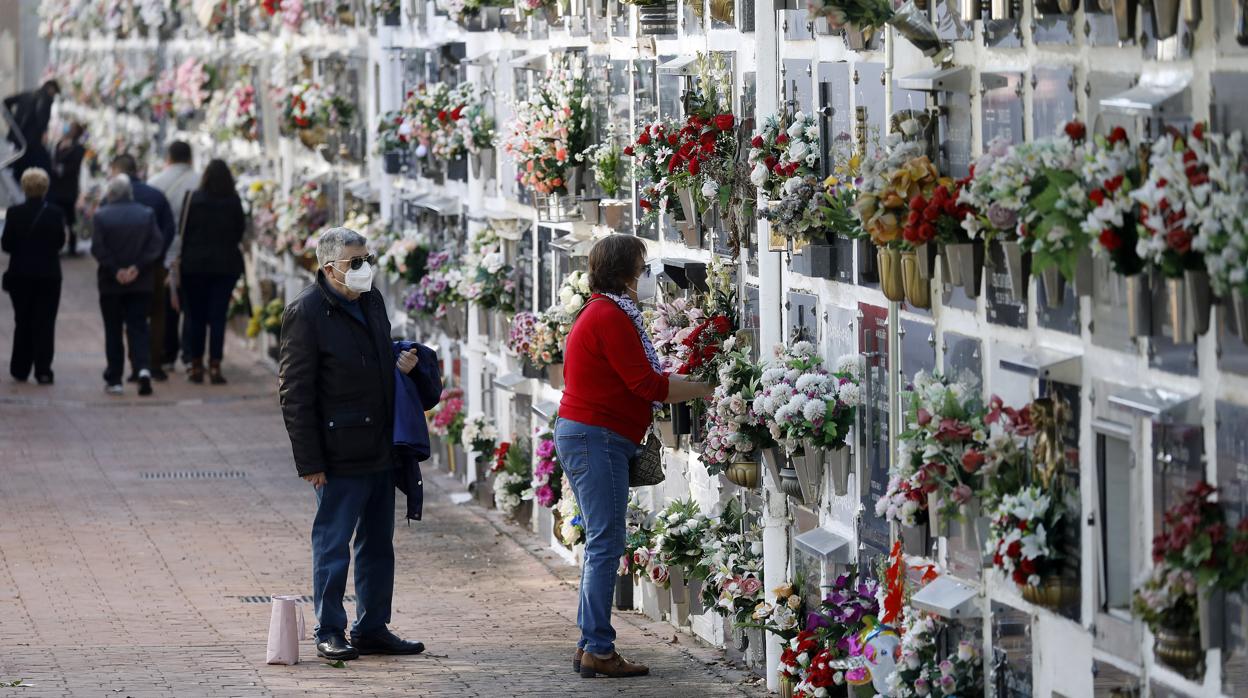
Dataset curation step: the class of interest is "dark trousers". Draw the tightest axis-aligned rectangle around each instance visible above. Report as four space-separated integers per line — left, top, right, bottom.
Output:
100 292 152 384
312 469 396 641
7 276 61 380
182 272 238 362
164 286 184 366
148 266 168 369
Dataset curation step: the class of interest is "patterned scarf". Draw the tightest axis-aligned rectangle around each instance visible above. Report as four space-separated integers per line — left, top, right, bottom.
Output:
598 292 663 410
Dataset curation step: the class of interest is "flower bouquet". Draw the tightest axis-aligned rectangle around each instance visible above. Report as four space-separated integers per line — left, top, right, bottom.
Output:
887 609 983 698
530 424 563 509
1017 123 1095 304
499 69 592 197
404 251 466 321
556 478 584 547
219 80 259 142
700 343 774 480
986 486 1067 593
493 438 532 518
779 572 881 693
698 499 764 622
462 415 499 465
878 372 986 535
527 307 572 377
805 0 945 57
749 112 822 202
558 270 593 315
281 81 356 148
677 259 739 382
622 497 654 578
461 227 516 314
646 297 705 373
584 122 626 199
653 498 711 609
626 118 683 224
1190 130 1248 341
1082 126 1145 276
274 180 330 259
429 387 466 445
747 582 804 642
507 311 539 360
661 55 740 223
379 234 430 285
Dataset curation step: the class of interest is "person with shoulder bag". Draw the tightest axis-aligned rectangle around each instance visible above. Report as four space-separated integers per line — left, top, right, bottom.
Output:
554 235 713 679
2 168 67 384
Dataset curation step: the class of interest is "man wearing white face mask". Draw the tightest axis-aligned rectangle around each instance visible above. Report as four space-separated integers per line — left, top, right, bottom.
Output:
278 227 427 662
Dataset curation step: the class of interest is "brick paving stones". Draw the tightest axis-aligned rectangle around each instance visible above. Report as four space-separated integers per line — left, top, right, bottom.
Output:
0 257 769 698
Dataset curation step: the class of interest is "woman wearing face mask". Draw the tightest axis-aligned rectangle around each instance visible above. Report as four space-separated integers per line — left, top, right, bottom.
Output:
174 159 246 384
555 235 713 679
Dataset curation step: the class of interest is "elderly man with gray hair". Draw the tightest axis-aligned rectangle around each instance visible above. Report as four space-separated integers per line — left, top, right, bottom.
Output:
91 174 164 396
278 226 428 661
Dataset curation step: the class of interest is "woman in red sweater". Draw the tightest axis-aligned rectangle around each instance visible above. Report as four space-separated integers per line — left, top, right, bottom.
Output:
556 235 713 679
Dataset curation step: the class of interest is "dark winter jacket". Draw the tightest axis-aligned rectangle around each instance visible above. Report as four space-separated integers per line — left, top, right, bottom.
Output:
279 273 416 478
90 200 163 295
129 178 176 256
392 340 442 522
2 198 66 280
180 191 246 276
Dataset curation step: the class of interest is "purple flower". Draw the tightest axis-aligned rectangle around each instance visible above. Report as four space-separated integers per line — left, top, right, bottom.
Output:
986 202 1018 231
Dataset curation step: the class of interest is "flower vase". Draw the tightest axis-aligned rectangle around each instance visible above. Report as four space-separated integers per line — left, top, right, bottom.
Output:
1040 265 1066 308
522 359 543 379
440 305 467 340
1233 288 1248 343
567 165 584 195
543 3 562 24
1150 0 1181 38
614 575 634 611
725 460 762 489
878 248 906 302
640 579 664 621
843 23 876 50
471 148 495 179
901 250 931 309
1126 272 1153 338
298 126 329 150
888 0 950 59
1165 275 1187 342
581 198 600 225
779 674 796 698
1021 575 1079 611
828 446 851 497
547 363 565 389
678 188 697 223
943 241 985 298
778 465 804 500
1112 0 1138 40
1185 268 1213 339
914 241 938 280
795 441 826 504
999 240 1031 300
1074 248 1094 297
762 447 786 492
686 577 704 611
1154 625 1203 676
1199 587 1225 650
901 521 930 555
512 499 533 527
601 200 627 229
926 492 948 538
668 567 689 626
383 151 402 174
682 222 701 248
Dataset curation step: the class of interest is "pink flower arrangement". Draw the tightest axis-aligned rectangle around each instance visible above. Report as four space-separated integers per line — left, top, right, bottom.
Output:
507 312 538 356
529 427 562 509
429 387 466 445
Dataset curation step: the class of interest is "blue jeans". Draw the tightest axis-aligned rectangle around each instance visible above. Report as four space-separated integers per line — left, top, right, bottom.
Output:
311 469 396 641
554 417 638 656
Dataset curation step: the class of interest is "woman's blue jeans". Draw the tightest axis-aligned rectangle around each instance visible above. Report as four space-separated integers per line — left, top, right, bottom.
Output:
554 417 638 656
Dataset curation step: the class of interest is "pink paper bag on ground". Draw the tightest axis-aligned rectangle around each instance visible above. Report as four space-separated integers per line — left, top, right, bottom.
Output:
266 595 308 665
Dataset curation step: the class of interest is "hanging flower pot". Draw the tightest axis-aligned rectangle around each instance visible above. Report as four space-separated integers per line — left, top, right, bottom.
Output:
1184 268 1213 338
681 222 700 248
914 241 938 280
1112 0 1138 40
1154 625 1203 675
999 240 1031 300
581 198 600 225
1165 276 1187 343
733 625 749 652
843 23 878 50
298 126 330 150
901 250 932 309
686 577 704 611
547 363 565 389
879 248 906 302
1021 575 1079 611
543 3 562 24
779 673 796 698
762 447 786 492
889 2 950 58
471 148 495 179
1126 272 1153 338
1040 266 1066 309
440 305 467 340
383 151 402 174
901 520 930 555
1199 587 1225 650
521 359 542 379
778 465 804 500
1074 248 1094 297
795 440 827 504
1233 288 1248 343
725 460 762 489
1150 0 1181 38
828 447 851 497
601 201 628 229
678 188 697 223
858 238 879 282
943 241 985 298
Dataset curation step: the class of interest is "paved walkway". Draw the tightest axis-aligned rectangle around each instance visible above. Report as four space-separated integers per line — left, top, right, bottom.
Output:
0 254 768 698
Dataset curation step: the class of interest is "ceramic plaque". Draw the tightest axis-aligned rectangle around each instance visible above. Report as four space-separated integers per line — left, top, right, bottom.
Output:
782 59 815 115
986 240 1028 328
786 292 819 343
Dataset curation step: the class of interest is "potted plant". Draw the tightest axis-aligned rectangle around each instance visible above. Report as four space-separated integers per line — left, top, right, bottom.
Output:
376 110 407 174
500 68 592 199
584 123 628 227
890 609 984 697
461 226 518 317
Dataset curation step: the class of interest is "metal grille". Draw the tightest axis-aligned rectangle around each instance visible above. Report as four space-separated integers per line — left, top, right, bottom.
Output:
139 470 247 480
235 595 356 604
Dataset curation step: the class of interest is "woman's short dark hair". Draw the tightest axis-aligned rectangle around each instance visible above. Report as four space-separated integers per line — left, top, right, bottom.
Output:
587 235 647 296
199 159 236 198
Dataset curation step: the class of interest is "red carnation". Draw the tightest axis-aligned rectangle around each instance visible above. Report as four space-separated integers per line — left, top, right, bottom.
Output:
917 222 936 243
776 133 789 145
712 315 731 334
450 105 464 120
1193 122 1205 140
623 146 634 156
638 131 651 146
437 110 448 122
751 135 764 148
1166 228 1192 253
961 449 984 473
1064 121 1086 141
1007 540 1022 558
764 156 778 170
667 134 679 146
1108 126 1128 145
910 195 926 212
907 211 921 226
1099 228 1122 252
713 114 735 131
1089 189 1105 206
688 158 700 176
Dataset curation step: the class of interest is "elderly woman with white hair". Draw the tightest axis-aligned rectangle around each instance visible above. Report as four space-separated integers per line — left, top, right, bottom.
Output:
277 226 431 662
2 167 67 384
90 174 164 396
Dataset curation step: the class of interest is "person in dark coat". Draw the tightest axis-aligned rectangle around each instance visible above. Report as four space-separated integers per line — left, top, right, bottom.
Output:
49 122 86 255
110 153 175 381
90 175 163 396
2 167 66 384
3 80 59 179
391 340 442 521
278 227 430 663
174 159 245 385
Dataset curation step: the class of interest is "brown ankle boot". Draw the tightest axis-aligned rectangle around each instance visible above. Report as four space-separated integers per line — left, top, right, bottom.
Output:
208 360 227 385
579 652 649 678
188 358 204 384
573 648 584 673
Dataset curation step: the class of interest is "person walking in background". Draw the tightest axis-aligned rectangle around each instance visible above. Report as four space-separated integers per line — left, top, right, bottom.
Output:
2 168 66 384
147 141 199 375
3 80 59 179
49 122 85 255
555 235 713 679
278 227 429 662
110 153 175 381
173 159 245 385
91 175 163 397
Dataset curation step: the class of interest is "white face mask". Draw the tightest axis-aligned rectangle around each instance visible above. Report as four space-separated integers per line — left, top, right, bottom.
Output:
341 261 375 293
633 262 657 302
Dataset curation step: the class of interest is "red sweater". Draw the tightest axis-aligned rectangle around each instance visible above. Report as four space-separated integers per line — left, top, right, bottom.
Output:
559 295 670 444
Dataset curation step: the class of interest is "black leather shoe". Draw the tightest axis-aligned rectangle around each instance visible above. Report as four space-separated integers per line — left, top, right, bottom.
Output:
316 635 359 661
150 368 169 382
350 629 425 655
